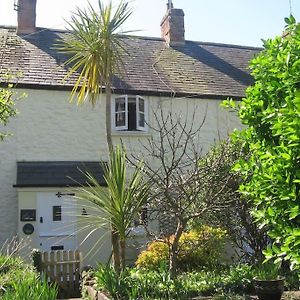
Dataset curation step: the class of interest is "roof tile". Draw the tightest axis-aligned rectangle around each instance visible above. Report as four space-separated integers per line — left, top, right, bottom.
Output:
0 27 261 98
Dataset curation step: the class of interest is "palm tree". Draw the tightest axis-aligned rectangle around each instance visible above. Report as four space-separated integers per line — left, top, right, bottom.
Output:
58 0 132 151
57 0 132 272
77 146 149 270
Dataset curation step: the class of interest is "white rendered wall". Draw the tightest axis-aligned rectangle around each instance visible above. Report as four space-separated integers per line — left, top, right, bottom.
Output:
0 88 241 264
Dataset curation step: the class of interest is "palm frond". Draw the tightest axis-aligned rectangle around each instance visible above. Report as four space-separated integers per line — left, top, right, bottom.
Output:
76 146 149 241
56 0 132 105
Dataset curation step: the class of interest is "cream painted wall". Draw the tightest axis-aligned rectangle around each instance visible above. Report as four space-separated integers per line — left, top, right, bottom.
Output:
0 88 241 266
17 188 111 266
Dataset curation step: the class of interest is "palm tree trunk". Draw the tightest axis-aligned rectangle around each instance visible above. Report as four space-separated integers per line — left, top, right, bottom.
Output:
105 82 121 273
119 238 126 270
105 83 113 153
111 227 121 274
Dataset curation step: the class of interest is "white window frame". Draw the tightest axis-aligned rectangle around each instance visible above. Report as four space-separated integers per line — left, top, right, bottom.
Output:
136 96 148 131
113 95 128 131
112 95 148 132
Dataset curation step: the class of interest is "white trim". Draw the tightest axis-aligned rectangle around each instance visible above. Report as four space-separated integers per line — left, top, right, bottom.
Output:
112 95 148 132
136 95 147 131
113 95 128 131
111 131 151 137
39 233 76 237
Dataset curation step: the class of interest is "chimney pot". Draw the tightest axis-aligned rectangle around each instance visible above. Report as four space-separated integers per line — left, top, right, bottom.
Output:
161 5 185 47
17 0 37 35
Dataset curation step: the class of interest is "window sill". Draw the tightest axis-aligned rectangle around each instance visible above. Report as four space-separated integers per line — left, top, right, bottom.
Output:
111 130 151 137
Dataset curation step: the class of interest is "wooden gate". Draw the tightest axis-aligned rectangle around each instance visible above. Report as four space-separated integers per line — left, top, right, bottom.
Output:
38 250 82 298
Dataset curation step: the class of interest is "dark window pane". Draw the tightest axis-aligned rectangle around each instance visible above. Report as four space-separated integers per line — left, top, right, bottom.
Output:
115 112 126 127
128 102 137 131
53 206 61 221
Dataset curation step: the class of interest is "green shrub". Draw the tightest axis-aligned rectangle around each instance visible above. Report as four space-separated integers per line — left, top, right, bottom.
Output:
178 264 254 297
129 266 187 299
283 269 300 290
178 226 228 269
135 240 168 270
93 263 257 299
2 272 57 300
0 255 33 295
93 263 300 299
0 254 57 300
94 264 130 299
0 254 24 274
136 226 227 270
94 263 187 299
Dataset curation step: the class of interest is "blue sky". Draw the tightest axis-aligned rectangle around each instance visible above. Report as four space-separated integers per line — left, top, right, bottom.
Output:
1 0 299 47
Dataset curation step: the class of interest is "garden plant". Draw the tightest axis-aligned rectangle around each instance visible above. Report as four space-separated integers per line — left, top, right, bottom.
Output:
58 0 133 272
0 74 25 141
223 15 300 269
0 254 58 299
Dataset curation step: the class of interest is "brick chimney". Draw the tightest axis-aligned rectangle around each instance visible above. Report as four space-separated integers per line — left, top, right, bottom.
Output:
160 2 185 47
17 0 37 35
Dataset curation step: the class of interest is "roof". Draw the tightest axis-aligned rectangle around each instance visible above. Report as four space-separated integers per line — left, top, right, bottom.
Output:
0 26 261 99
14 161 106 187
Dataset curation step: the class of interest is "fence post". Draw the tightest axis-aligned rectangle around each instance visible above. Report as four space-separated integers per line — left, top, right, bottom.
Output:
32 249 42 273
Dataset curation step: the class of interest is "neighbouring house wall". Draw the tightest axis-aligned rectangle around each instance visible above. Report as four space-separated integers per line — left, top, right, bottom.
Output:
0 88 241 265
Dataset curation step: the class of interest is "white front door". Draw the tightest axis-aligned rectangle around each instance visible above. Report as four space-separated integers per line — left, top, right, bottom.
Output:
37 192 77 251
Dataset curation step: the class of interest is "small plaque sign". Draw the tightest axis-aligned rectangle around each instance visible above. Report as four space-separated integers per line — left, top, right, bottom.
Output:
20 209 36 222
23 223 34 235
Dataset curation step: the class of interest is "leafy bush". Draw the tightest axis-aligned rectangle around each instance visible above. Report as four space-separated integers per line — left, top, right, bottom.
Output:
95 264 189 299
136 226 227 270
225 16 300 268
93 263 259 299
179 264 255 297
93 263 300 299
0 254 57 300
0 254 24 274
135 240 168 270
2 272 57 300
0 254 33 294
129 266 187 299
283 268 300 290
194 140 269 264
179 226 228 269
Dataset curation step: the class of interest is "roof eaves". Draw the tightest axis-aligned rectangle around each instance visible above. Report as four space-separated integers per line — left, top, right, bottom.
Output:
0 82 245 100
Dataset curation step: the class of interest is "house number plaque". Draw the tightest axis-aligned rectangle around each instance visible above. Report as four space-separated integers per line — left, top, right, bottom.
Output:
20 209 36 222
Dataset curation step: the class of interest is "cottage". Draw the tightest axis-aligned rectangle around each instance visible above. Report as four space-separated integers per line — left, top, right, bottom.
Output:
0 0 260 266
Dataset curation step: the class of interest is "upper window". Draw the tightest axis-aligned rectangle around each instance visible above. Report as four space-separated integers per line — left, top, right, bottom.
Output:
113 95 148 132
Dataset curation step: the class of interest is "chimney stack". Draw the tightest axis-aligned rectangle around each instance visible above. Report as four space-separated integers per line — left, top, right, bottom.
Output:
17 0 37 35
160 2 185 47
